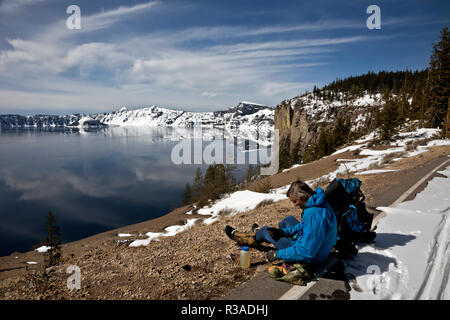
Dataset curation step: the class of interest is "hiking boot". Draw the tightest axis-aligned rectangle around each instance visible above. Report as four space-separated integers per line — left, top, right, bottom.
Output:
224 225 236 240
225 225 259 247
251 223 260 233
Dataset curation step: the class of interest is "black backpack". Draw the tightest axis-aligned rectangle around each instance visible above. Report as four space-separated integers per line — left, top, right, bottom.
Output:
324 178 376 257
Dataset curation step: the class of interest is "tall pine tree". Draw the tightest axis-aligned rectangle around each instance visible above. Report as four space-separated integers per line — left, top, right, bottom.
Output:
44 211 62 268
191 168 204 203
181 183 192 205
426 27 450 130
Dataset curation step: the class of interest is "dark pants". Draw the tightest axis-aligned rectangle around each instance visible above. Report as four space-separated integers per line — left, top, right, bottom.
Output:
255 215 299 249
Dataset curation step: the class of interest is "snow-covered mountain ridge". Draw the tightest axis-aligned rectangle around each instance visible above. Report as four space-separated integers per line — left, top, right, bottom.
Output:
0 102 274 133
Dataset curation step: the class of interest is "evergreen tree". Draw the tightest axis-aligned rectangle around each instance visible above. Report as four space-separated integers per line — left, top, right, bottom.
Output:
44 211 62 268
244 164 259 183
376 88 400 141
289 138 303 166
278 135 291 171
181 183 192 205
202 164 236 201
426 27 450 129
411 80 425 122
191 168 204 203
333 115 351 148
316 126 334 159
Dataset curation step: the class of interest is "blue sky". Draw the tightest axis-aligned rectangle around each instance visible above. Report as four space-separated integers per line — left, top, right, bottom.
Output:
0 0 448 114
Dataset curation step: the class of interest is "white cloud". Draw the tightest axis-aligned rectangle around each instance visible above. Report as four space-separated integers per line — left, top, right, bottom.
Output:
0 3 376 113
0 0 51 13
201 92 218 99
80 1 160 32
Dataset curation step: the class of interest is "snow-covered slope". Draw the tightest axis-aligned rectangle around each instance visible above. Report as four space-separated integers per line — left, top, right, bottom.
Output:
92 101 273 132
283 91 383 124
68 116 107 128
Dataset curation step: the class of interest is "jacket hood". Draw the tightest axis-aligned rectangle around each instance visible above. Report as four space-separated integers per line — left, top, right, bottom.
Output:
305 188 326 208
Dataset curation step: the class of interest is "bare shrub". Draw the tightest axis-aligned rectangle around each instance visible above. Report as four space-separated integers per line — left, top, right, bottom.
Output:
255 199 274 209
217 208 233 217
254 179 272 194
405 140 418 152
381 151 406 164
366 161 382 171
311 176 330 189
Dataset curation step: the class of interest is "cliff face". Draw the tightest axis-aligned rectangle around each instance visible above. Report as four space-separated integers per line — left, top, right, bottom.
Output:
274 101 292 139
274 92 384 168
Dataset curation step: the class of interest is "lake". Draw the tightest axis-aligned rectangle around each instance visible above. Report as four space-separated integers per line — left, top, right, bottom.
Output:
0 126 272 256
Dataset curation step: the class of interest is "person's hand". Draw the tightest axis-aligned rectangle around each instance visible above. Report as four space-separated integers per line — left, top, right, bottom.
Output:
266 250 278 262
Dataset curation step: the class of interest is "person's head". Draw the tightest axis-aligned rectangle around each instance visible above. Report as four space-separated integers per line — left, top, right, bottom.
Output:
287 179 314 209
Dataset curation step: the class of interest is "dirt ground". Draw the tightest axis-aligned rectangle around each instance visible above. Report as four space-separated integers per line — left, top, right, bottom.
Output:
0 145 448 300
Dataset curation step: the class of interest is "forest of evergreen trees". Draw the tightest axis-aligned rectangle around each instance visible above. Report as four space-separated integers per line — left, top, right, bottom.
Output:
181 164 261 207
319 27 449 135
181 164 236 207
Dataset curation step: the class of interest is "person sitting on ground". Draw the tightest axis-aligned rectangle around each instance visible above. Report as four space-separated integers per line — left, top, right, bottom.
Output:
224 179 337 266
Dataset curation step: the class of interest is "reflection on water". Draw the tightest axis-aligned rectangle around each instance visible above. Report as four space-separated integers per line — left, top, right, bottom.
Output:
0 126 271 256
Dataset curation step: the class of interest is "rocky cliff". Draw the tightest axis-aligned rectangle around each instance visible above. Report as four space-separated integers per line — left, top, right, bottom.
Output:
274 92 383 168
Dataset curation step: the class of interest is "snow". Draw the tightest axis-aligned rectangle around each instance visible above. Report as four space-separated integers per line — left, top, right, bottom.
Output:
288 92 382 121
35 246 50 253
240 101 269 107
282 164 304 172
305 128 450 186
129 219 198 247
197 190 287 225
118 233 134 237
355 131 378 144
26 261 37 265
344 164 450 300
356 169 398 175
332 144 366 155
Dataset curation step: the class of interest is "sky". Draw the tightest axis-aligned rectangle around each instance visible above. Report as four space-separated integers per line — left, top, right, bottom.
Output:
0 0 448 115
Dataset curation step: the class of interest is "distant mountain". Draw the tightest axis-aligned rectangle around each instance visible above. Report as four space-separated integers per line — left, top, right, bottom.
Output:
0 102 274 134
69 116 107 128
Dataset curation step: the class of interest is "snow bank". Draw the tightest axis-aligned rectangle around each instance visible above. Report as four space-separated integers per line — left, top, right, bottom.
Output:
127 190 286 247
282 164 304 172
118 233 134 237
35 246 50 253
197 190 287 225
344 164 450 300
309 128 449 185
356 169 398 175
129 219 198 247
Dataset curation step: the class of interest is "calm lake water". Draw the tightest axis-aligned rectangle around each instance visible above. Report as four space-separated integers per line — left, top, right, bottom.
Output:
0 126 270 256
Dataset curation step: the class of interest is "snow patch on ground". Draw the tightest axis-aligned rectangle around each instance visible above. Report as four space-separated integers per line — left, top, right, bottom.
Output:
129 219 198 247
356 169 398 175
282 164 304 172
309 128 449 186
118 233 134 237
197 190 287 225
35 246 50 253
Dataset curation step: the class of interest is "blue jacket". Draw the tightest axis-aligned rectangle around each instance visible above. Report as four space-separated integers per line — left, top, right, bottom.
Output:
276 188 337 265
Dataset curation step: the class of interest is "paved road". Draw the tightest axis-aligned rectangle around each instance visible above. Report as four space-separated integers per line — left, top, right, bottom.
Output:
222 154 450 300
